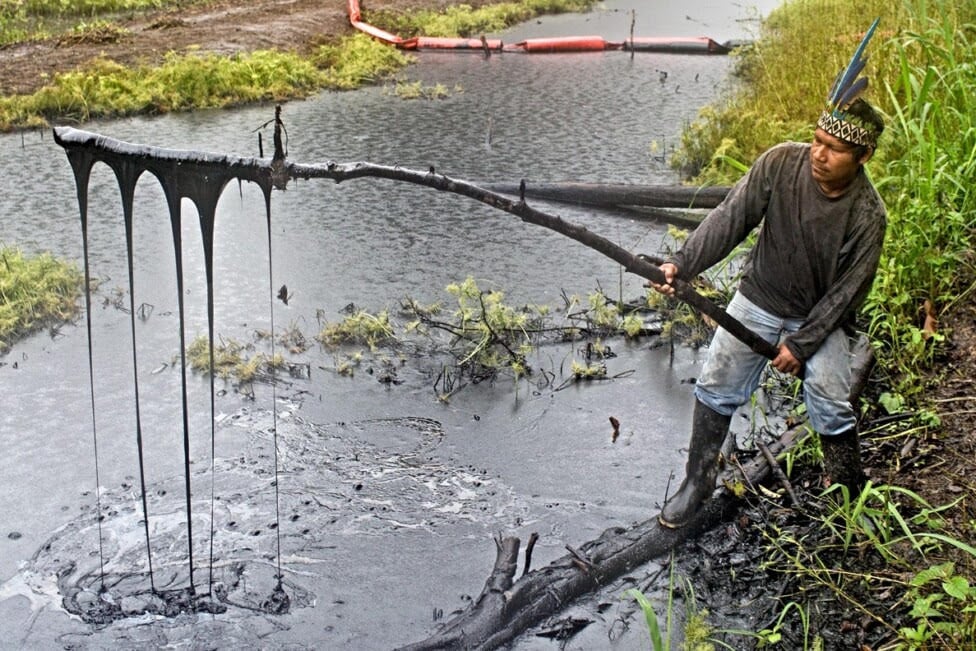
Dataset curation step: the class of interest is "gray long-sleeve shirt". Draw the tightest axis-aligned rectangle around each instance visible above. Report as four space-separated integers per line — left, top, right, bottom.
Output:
670 142 886 362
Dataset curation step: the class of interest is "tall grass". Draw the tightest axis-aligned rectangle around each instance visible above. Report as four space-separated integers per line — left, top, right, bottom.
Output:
672 1 976 645
0 0 207 45
0 246 84 352
673 0 976 396
866 5 976 393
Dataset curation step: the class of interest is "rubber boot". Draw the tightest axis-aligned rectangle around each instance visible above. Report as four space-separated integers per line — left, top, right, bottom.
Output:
820 428 865 493
659 400 731 529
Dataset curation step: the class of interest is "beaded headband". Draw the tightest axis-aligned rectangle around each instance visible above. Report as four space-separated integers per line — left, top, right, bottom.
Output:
817 18 881 148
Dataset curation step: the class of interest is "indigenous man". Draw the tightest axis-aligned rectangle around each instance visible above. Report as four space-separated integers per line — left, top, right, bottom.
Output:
650 21 886 528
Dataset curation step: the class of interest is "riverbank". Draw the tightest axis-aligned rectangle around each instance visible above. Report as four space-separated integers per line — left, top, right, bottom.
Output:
0 0 597 130
665 0 976 646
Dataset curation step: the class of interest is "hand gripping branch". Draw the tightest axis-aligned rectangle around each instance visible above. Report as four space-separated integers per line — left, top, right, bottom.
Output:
53 125 779 361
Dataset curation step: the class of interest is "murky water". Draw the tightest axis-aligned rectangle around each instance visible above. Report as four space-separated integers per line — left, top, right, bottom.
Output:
0 1 780 648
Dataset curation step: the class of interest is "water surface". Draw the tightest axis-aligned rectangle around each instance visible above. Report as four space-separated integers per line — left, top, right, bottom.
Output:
0 1 779 647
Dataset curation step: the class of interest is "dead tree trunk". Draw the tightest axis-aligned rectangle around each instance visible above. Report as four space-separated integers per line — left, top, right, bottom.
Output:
398 336 875 650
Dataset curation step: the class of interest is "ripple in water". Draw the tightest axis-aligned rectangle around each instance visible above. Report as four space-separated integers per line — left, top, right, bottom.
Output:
8 409 524 643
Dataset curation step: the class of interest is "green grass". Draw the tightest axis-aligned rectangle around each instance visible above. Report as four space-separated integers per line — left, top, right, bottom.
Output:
366 0 597 39
0 246 84 352
0 0 598 130
0 0 210 46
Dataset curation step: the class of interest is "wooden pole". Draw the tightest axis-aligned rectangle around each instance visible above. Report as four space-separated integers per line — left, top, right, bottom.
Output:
53 125 778 363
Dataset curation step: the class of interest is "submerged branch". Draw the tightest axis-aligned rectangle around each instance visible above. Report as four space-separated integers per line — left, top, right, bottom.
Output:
290 160 777 359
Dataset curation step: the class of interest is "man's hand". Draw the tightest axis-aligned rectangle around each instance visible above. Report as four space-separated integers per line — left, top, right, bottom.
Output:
647 262 678 296
772 343 803 376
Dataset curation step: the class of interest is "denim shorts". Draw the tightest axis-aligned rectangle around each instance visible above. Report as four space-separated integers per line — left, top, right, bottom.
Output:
694 291 855 436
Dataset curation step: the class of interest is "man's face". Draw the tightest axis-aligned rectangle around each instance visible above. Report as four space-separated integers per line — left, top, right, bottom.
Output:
810 128 870 188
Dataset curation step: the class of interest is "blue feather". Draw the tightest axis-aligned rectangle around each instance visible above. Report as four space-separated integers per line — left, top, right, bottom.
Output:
836 77 869 110
827 17 880 109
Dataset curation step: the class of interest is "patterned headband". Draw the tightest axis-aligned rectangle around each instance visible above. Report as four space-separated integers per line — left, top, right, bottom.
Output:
818 18 881 148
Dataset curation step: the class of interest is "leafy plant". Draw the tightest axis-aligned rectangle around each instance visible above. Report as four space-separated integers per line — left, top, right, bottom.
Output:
316 308 395 352
900 562 976 649
626 558 719 651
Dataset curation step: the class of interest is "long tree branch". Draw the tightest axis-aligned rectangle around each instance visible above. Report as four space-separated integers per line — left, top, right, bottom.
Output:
286 161 778 359
53 126 778 361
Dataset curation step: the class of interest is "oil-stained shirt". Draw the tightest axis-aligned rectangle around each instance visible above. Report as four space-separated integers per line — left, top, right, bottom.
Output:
669 142 886 362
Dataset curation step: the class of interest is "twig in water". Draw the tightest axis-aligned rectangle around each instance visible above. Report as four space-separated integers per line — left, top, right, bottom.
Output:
757 439 801 506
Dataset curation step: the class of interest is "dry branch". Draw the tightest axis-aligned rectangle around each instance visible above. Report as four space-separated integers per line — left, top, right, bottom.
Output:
53 126 779 363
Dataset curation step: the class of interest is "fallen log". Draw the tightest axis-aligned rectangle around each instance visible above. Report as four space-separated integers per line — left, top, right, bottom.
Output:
618 204 707 228
399 335 875 650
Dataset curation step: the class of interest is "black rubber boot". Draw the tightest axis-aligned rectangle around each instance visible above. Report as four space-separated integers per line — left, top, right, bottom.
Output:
659 400 731 529
820 428 865 493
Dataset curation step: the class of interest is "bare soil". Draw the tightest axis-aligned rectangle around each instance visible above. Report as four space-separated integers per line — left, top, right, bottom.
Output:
0 0 503 96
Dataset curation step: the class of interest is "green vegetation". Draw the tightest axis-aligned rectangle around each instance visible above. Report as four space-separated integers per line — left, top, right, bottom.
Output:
0 246 84 353
626 559 718 651
388 79 453 100
2 49 327 127
748 480 976 649
186 334 283 384
406 276 544 393
0 0 207 46
365 0 597 39
312 34 415 91
0 0 598 130
303 277 648 399
316 308 395 351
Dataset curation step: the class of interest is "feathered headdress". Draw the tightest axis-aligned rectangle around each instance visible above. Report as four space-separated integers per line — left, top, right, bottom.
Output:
817 18 881 147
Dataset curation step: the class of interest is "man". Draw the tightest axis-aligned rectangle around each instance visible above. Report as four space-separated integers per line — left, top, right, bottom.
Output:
650 23 886 528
